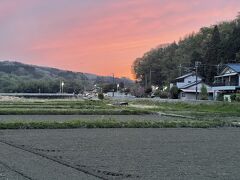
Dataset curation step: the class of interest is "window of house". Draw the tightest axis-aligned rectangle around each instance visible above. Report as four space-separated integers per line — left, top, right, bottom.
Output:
182 92 185 97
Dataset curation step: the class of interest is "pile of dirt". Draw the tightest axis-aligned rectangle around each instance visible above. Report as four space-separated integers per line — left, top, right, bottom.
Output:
0 96 23 101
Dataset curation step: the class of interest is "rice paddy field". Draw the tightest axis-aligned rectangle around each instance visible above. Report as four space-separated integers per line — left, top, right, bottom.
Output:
0 98 239 129
1 128 240 179
0 98 239 179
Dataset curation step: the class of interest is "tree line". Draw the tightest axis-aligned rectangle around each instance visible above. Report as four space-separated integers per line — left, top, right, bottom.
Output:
132 13 240 87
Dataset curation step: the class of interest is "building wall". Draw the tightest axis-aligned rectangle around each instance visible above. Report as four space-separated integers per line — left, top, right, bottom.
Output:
239 75 240 86
180 92 197 100
186 83 211 92
180 92 213 100
179 82 213 100
176 75 202 88
184 75 202 84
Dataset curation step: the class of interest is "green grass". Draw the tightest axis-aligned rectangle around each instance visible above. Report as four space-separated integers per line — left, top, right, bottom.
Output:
0 108 152 115
0 99 153 115
0 119 235 129
132 100 240 117
0 99 239 118
0 99 238 129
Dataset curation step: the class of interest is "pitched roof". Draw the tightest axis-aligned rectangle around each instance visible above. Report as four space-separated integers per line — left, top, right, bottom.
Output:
176 72 203 80
227 64 240 73
176 73 193 80
180 80 202 89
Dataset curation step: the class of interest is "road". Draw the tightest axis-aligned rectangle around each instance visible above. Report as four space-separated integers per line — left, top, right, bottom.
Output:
0 128 239 179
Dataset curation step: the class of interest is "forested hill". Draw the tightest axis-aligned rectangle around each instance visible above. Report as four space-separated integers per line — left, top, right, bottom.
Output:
132 14 240 87
0 61 132 93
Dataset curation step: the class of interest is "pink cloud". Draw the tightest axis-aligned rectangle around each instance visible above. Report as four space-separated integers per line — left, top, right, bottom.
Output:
1 0 240 78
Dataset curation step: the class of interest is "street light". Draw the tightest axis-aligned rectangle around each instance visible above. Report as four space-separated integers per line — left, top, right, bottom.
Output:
61 81 64 93
117 84 120 92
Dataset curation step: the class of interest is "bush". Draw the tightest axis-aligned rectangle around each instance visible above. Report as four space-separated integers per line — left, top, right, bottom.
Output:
98 93 104 100
130 85 145 97
170 85 179 99
200 85 208 100
144 87 152 95
123 88 130 95
101 83 116 93
217 93 224 101
160 92 168 99
230 94 236 101
154 89 161 97
154 90 168 99
236 94 240 102
224 97 229 102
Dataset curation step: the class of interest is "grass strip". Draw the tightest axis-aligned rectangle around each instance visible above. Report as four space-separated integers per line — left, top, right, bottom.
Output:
132 100 240 117
0 108 152 115
0 119 235 129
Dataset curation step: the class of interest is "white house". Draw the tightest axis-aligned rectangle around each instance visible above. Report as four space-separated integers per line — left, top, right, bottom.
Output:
175 73 202 89
173 73 213 100
213 63 240 100
179 81 213 100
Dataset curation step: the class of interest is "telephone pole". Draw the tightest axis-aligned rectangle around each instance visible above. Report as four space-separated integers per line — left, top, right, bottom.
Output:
149 68 155 87
178 64 182 76
145 74 148 89
195 61 201 100
59 81 62 93
149 68 152 87
112 73 115 97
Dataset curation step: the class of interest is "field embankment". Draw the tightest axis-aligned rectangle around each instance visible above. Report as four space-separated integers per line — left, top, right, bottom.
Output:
0 99 239 129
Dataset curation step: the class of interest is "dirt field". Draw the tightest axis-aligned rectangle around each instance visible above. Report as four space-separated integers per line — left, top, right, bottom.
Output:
0 114 174 122
0 128 239 180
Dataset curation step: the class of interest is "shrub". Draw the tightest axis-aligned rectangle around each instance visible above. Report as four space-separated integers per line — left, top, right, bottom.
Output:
224 97 229 102
160 92 168 99
123 88 130 95
101 83 116 93
200 85 208 100
154 90 168 99
144 87 152 95
217 93 224 101
154 89 161 97
236 94 240 102
130 85 145 97
170 85 179 99
98 93 104 100
230 94 236 101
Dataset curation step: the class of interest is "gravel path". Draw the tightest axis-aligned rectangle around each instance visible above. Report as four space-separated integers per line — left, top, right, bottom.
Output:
0 128 240 179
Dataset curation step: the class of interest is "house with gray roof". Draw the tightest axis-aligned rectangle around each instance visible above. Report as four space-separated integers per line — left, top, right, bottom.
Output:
213 63 240 100
175 72 202 89
173 72 213 100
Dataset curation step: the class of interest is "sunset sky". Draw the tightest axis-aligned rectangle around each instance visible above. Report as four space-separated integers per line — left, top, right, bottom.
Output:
0 0 239 78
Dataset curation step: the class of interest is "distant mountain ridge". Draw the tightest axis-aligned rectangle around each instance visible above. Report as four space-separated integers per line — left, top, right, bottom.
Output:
0 61 133 93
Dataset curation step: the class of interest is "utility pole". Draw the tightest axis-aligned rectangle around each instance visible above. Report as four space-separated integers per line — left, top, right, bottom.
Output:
149 68 155 87
112 73 115 97
178 64 182 76
217 64 222 75
59 81 61 93
149 68 152 87
195 61 201 100
145 74 148 89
